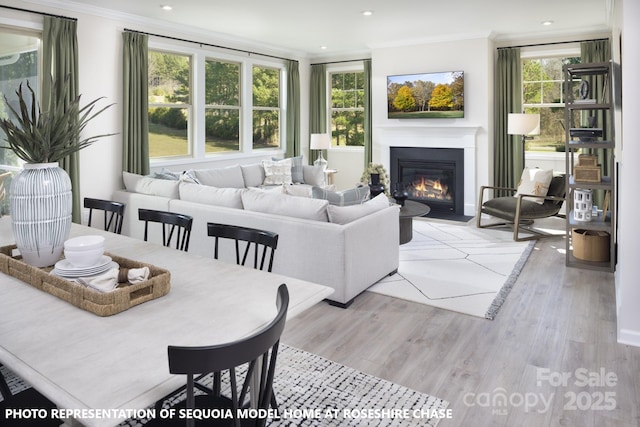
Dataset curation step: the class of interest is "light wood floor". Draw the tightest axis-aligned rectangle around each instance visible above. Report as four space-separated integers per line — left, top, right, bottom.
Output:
281 232 640 426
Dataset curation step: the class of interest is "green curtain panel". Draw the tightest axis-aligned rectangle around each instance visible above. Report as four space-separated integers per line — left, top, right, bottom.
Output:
42 16 80 223
309 64 327 165
285 60 300 158
122 32 150 175
363 59 373 168
581 39 612 206
494 47 523 195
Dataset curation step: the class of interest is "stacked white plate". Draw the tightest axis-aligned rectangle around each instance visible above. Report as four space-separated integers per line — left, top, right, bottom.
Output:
52 256 118 278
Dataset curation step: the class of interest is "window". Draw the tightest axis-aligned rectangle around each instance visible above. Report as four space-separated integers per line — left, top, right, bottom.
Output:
330 70 364 147
205 59 240 153
522 54 580 152
252 65 280 150
148 51 191 158
148 44 285 162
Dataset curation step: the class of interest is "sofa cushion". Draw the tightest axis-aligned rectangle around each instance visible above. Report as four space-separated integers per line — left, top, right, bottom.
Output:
179 182 245 209
241 188 328 221
262 159 293 185
312 186 370 206
303 165 325 186
193 165 245 188
241 164 265 188
122 171 180 199
515 168 553 204
327 193 390 224
282 184 313 198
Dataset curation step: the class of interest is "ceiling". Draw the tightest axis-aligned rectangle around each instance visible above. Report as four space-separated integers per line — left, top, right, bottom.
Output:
33 0 612 57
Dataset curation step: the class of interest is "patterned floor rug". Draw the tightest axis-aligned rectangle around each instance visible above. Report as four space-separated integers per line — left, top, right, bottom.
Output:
2 345 449 426
368 218 536 319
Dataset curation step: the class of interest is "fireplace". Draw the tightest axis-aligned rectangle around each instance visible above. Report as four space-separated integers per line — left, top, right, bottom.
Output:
390 147 465 216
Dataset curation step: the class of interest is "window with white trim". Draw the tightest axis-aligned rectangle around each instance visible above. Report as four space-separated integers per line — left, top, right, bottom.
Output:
148 44 285 162
329 69 364 148
522 50 580 153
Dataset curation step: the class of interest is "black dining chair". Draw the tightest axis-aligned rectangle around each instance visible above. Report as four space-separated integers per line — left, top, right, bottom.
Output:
138 208 193 252
0 365 61 426
84 197 125 234
151 284 289 427
207 223 279 272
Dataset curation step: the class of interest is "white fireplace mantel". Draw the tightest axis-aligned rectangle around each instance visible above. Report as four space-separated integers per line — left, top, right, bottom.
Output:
376 125 481 216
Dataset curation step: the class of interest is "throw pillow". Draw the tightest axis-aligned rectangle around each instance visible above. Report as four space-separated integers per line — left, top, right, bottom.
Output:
515 168 553 204
179 170 200 184
241 164 266 188
150 168 180 181
312 186 370 206
302 165 325 187
122 171 180 199
179 182 244 209
326 193 390 224
193 165 245 188
242 188 328 222
273 155 304 183
262 158 293 185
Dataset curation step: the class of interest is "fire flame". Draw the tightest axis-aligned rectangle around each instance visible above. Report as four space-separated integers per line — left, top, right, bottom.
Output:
410 177 451 200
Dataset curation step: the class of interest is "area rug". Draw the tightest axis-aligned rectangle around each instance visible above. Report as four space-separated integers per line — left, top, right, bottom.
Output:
2 345 449 427
368 218 535 319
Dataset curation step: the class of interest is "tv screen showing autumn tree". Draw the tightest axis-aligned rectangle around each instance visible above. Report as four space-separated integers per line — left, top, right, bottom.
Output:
387 71 464 119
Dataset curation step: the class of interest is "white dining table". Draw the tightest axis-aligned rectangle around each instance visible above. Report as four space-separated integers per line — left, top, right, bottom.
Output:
0 218 333 427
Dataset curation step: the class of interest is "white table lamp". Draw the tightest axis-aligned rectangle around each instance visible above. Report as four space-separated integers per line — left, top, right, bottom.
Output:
507 113 540 169
310 133 331 169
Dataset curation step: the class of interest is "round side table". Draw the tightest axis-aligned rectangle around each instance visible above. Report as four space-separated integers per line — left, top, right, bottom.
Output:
397 200 430 244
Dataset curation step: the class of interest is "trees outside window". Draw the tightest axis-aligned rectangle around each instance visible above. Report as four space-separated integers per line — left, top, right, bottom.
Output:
148 46 284 161
252 66 280 150
148 51 191 158
522 55 580 152
205 59 240 153
330 70 364 147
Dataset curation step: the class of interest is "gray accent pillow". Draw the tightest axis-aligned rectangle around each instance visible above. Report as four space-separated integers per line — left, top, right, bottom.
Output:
312 186 370 206
150 168 180 180
122 171 180 199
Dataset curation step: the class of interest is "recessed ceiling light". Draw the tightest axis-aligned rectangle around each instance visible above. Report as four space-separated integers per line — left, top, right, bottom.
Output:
542 20 553 26
320 46 328 50
362 10 374 16
161 5 173 11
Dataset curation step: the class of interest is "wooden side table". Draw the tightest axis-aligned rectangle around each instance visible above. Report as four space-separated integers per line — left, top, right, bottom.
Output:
397 200 430 244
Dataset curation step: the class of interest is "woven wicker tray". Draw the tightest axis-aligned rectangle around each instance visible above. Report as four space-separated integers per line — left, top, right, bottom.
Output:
0 245 171 316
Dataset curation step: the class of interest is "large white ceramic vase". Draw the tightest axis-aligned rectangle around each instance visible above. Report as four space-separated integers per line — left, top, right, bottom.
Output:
10 162 72 267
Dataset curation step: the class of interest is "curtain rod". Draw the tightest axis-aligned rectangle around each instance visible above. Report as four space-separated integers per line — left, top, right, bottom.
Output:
0 5 77 21
124 28 297 63
311 58 370 66
498 37 609 50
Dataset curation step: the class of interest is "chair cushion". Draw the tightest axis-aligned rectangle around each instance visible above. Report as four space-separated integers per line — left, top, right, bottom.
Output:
482 196 562 221
515 168 553 204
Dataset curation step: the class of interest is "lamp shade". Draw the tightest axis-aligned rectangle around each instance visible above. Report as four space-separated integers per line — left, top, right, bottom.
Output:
507 113 540 136
310 133 331 150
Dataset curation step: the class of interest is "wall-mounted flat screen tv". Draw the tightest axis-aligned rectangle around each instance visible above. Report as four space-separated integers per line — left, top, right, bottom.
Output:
387 71 464 119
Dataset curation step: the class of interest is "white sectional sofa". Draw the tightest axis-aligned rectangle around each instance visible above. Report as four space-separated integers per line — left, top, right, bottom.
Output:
112 163 400 307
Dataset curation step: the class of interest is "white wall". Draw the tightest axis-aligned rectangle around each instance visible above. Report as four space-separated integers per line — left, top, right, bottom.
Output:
370 37 494 203
616 0 640 347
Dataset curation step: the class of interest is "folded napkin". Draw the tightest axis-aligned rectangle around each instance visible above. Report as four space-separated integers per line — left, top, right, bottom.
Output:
78 267 150 293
